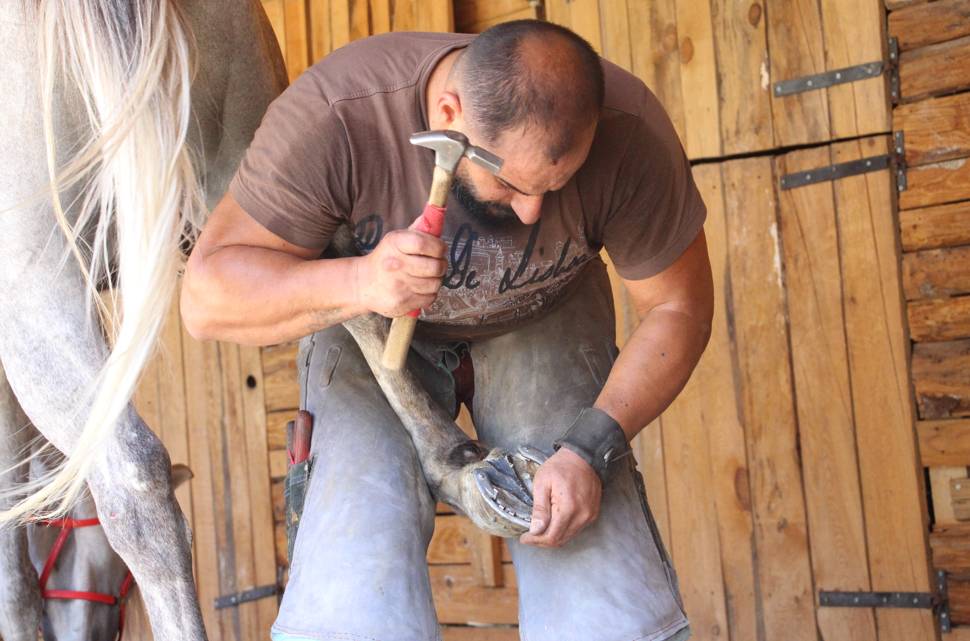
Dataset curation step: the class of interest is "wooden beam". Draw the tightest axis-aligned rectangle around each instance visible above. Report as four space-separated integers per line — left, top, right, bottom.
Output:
913 339 970 420
901 157 970 210
899 35 970 103
908 296 970 342
441 625 519 640
431 564 518 624
673 0 720 158
900 201 970 251
902 245 970 300
262 342 300 412
889 0 970 51
895 92 970 167
628 0 685 144
710 0 773 155
918 419 970 466
833 135 936 641
777 144 877 641
723 155 817 641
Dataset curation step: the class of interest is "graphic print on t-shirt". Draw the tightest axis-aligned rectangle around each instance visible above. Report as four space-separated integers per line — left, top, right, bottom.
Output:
354 215 596 327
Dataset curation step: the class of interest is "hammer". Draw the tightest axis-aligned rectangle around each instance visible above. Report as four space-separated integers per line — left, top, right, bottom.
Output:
381 130 503 370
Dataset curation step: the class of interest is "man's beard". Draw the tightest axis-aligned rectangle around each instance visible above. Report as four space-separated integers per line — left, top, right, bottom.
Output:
451 175 519 226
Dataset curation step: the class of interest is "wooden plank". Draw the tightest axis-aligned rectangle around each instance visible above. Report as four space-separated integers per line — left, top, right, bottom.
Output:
157 296 193 527
918 419 970 466
263 0 288 62
895 92 970 167
599 0 632 71
766 0 830 146
267 409 290 450
912 339 970 419
932 466 968 525
899 35 970 103
272 478 285 523
283 0 310 80
455 0 530 30
275 520 289 570
428 515 512 565
950 475 970 520
885 0 928 11
330 0 352 50
776 145 877 641
628 0 685 145
463 7 537 33
889 0 970 51
949 577 970 625
441 625 519 641
469 530 505 588
391 0 417 31
309 0 332 62
902 245 970 300
710 0 773 155
931 523 970 572
370 0 391 34
269 448 289 480
673 0 720 159
833 136 936 640
899 200 970 251
182 331 231 641
431 564 518 624
908 296 970 342
544 0 602 53
901 157 970 210
262 342 300 412
722 155 816 641
239 345 279 636
415 0 454 32
635 420 670 551
819 0 890 139
690 163 758 641
218 344 261 641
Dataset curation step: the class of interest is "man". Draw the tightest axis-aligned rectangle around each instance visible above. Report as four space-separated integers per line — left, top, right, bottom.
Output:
182 19 712 641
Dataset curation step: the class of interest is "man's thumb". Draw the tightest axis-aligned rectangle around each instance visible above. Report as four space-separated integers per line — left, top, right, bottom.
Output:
529 485 551 534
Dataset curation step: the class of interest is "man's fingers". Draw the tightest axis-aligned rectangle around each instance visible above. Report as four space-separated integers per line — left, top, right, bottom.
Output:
528 480 552 536
403 255 447 279
391 229 446 259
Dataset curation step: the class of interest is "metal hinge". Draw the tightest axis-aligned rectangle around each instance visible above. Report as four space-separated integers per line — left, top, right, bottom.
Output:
818 570 950 633
779 131 907 192
773 37 900 105
214 583 280 610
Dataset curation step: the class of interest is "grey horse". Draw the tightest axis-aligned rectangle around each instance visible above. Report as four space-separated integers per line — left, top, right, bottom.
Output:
0 1 541 638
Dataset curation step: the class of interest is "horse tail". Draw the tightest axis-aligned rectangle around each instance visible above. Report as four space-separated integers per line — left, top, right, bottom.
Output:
0 0 204 523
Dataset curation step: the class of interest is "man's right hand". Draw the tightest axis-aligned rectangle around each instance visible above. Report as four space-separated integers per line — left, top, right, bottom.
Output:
354 229 448 318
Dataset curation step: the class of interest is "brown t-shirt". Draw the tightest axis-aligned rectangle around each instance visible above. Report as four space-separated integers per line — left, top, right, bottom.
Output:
230 32 706 339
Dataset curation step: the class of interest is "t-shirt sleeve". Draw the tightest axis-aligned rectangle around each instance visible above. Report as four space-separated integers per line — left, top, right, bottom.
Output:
601 113 707 281
229 76 352 250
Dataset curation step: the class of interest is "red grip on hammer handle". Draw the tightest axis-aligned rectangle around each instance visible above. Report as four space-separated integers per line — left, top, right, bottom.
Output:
406 203 447 319
290 410 313 464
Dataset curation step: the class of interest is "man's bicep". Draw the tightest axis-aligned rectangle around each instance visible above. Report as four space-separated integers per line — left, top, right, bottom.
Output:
194 192 322 261
619 229 714 322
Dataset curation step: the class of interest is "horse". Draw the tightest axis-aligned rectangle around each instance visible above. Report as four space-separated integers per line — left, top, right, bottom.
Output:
0 1 288 638
0 1 543 637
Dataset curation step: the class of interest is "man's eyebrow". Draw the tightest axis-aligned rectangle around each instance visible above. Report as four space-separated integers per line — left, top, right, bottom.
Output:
496 175 542 197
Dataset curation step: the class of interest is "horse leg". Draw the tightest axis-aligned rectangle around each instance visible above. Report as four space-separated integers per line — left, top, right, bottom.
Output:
0 363 42 641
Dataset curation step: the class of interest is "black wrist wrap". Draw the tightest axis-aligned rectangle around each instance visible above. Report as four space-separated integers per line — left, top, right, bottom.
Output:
553 407 629 483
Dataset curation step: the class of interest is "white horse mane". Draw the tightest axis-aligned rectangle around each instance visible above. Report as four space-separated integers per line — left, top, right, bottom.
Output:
1 0 205 523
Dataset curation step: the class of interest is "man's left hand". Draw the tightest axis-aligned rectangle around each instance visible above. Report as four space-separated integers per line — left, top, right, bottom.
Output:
519 447 602 548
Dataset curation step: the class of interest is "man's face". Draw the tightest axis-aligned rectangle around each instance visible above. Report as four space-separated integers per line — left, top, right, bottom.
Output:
452 122 597 227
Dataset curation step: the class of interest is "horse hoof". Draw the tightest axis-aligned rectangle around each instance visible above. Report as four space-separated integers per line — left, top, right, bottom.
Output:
461 446 547 538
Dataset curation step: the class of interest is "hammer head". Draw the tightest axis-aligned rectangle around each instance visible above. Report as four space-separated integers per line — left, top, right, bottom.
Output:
410 130 504 175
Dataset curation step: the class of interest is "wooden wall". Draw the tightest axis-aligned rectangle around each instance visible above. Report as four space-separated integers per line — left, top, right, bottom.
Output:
889 0 970 631
122 1 966 640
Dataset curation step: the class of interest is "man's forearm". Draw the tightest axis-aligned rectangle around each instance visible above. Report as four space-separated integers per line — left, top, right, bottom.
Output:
181 245 366 346
594 306 712 440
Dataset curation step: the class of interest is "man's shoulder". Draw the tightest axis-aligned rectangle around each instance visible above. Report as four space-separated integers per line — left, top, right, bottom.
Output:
300 32 475 106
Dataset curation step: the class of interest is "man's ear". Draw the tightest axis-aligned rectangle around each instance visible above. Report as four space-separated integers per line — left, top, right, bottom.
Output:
433 90 464 129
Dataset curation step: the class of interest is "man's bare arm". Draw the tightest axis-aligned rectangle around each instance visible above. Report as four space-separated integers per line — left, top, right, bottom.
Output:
181 193 447 346
595 229 715 439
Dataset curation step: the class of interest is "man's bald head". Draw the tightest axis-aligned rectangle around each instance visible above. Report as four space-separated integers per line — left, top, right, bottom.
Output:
454 20 604 162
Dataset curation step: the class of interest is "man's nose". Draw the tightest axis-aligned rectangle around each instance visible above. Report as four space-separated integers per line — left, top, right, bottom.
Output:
512 193 543 225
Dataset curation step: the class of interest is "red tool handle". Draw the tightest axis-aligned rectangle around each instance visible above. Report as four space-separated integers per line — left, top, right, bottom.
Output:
406 203 447 318
289 410 313 464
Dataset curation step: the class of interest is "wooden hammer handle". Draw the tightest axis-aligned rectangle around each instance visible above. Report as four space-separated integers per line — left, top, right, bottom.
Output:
382 166 453 370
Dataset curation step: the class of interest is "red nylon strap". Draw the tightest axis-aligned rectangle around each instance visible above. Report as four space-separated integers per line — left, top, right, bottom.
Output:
36 516 136 640
408 203 447 319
